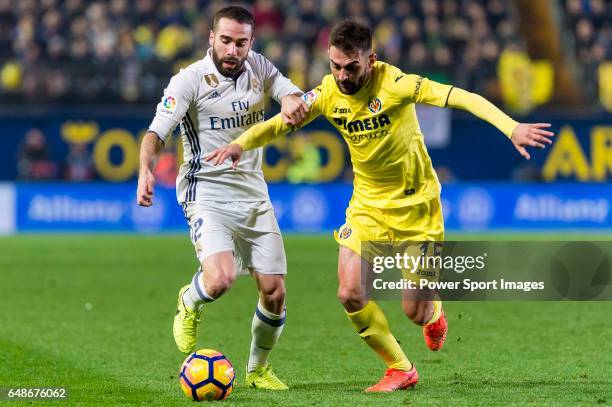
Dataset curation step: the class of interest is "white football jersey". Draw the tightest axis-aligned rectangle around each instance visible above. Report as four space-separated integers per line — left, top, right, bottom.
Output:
148 48 301 203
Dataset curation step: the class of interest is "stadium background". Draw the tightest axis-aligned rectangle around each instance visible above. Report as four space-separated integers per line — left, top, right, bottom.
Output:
1 1 611 405
0 0 610 234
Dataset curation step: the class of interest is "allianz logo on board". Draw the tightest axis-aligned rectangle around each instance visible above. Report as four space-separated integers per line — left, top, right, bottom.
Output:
514 194 609 223
27 195 124 223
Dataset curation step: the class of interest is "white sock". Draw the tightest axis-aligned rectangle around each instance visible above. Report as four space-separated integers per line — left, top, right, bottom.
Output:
182 269 214 311
247 302 286 372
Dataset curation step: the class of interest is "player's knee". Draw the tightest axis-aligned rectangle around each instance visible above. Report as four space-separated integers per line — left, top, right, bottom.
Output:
202 266 235 298
337 287 365 312
262 289 285 314
204 278 232 298
260 280 285 314
271 284 286 304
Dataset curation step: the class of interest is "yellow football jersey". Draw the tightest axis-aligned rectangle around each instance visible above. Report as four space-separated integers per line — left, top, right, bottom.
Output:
236 61 452 209
307 61 453 208
234 61 517 209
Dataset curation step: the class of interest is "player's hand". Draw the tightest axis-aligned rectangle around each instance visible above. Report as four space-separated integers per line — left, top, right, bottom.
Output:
510 123 555 160
206 143 243 170
136 168 156 206
280 94 309 126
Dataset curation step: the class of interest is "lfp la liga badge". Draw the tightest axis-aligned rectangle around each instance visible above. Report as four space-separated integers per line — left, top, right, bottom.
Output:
163 96 176 110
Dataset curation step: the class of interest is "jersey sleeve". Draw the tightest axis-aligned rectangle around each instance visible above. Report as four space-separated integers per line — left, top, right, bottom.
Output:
257 53 303 103
446 87 519 138
233 85 324 151
148 69 198 142
391 72 454 107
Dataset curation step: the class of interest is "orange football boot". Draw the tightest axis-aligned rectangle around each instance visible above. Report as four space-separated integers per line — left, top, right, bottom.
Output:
365 366 418 392
423 310 448 351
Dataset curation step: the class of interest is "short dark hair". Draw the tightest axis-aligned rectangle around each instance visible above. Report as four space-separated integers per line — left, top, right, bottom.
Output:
212 6 254 31
329 20 372 53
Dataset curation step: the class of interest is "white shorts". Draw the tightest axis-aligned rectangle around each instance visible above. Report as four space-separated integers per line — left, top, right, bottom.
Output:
181 201 286 275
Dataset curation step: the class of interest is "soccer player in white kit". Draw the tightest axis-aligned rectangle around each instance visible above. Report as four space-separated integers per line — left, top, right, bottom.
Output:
136 6 308 390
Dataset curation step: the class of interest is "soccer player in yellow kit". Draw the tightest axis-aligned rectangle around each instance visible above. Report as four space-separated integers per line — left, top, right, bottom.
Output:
207 21 554 392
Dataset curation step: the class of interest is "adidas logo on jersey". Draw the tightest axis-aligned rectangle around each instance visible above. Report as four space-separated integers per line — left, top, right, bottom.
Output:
207 91 221 100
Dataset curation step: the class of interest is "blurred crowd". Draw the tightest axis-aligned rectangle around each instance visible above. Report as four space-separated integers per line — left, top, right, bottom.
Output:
0 0 518 104
0 0 608 106
562 0 611 102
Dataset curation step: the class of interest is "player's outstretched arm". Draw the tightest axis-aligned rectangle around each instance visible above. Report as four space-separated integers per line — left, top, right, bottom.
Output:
137 131 163 206
446 87 554 160
206 113 294 169
207 89 322 168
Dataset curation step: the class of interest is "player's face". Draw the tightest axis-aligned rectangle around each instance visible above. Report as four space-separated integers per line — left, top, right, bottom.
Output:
328 46 376 95
209 18 254 77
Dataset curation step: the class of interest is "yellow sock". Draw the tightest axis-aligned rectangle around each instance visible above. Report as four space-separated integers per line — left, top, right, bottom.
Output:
425 300 443 325
346 301 412 371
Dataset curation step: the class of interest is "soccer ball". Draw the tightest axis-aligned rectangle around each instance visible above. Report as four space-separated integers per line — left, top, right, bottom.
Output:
179 349 235 401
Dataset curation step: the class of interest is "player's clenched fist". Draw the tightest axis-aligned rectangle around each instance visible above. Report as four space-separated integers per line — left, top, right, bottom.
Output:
137 168 156 206
280 94 309 126
206 143 244 170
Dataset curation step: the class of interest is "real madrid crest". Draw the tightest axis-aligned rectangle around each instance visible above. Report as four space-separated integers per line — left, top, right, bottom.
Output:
204 73 219 88
251 77 262 93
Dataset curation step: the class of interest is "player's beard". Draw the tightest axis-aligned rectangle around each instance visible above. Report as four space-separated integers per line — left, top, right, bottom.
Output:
212 49 246 78
335 72 369 95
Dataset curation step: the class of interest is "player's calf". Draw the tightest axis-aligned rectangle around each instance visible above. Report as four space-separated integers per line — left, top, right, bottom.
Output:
337 286 367 312
337 247 368 312
255 273 286 315
248 273 287 380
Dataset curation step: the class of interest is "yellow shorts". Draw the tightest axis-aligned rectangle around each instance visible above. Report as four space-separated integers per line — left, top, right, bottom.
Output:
334 197 444 283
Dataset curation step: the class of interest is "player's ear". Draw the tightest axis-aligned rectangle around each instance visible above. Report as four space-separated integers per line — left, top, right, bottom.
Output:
368 52 378 67
209 30 214 47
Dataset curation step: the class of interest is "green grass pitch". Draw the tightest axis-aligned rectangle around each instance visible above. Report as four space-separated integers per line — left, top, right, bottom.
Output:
0 234 610 406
